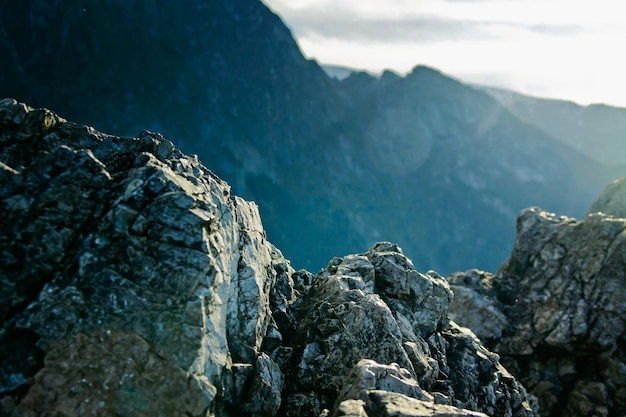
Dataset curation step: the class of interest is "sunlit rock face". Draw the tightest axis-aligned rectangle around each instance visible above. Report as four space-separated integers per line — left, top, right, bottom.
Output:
0 100 537 417
284 242 536 417
0 99 289 416
448 202 626 417
588 177 626 218
1 0 623 277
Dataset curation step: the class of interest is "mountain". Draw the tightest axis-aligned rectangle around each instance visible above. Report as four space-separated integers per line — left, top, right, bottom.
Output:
0 99 538 417
329 66 620 273
480 85 626 166
321 64 362 80
1 0 623 275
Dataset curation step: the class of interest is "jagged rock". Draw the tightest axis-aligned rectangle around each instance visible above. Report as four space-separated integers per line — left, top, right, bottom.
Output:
588 177 626 218
1 100 536 417
332 360 489 417
334 359 433 408
282 243 537 417
448 206 626 416
447 270 508 341
0 99 295 416
15 331 213 417
364 391 488 417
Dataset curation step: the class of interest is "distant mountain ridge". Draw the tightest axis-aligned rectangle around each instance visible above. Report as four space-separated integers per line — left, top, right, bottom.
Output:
1 0 624 274
479 85 626 166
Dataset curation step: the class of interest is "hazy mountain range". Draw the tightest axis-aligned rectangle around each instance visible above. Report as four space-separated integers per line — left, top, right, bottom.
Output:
1 0 624 274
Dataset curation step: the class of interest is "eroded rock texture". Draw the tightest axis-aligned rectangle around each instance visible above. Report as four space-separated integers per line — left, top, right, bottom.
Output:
0 100 536 417
282 243 537 417
449 206 626 417
0 99 291 416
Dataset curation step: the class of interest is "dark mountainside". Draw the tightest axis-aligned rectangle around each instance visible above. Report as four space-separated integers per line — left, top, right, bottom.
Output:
1 99 541 417
1 0 624 275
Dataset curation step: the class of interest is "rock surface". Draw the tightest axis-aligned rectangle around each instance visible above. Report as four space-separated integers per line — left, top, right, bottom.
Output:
0 100 537 417
588 177 626 218
449 205 626 416
0 98 293 416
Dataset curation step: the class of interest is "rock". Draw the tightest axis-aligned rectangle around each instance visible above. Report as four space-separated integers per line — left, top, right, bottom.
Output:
332 360 490 417
0 99 295 416
448 206 626 416
16 331 213 417
283 243 537 417
334 359 432 408
447 270 508 341
241 354 284 416
0 100 537 417
588 176 626 218
362 391 488 417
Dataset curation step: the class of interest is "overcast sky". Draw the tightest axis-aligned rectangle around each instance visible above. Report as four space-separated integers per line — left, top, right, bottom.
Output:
262 0 626 107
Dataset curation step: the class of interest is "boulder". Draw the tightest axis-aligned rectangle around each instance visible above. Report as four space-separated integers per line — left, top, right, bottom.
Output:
0 99 293 416
449 206 626 416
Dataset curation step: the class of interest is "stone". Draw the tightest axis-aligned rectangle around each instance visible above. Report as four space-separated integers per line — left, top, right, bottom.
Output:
447 270 508 341
0 99 296 416
365 391 488 417
282 243 536 417
334 359 432 407
448 206 626 417
17 331 213 417
588 176 626 218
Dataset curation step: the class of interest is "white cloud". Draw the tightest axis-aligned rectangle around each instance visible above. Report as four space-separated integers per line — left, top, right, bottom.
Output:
263 0 626 106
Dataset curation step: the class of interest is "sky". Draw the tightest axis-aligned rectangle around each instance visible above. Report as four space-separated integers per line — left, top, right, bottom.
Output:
262 0 626 107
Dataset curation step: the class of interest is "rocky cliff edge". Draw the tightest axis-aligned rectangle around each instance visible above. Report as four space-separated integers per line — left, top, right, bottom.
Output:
448 187 626 416
0 99 537 417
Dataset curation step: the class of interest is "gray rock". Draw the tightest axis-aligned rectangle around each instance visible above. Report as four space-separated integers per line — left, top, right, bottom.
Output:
334 359 432 408
0 99 294 416
364 391 488 417
449 206 626 416
447 270 508 341
283 243 536 417
588 176 626 218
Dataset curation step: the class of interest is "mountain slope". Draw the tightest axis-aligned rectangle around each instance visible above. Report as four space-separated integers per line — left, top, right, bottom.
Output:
327 66 618 272
1 0 623 274
481 85 626 166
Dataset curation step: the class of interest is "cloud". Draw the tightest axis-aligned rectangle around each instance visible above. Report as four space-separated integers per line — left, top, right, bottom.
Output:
277 7 582 45
263 0 626 107
284 13 485 43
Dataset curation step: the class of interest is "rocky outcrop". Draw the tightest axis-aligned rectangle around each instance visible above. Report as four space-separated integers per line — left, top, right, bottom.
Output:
0 98 292 416
281 243 534 417
0 99 537 417
588 177 626 218
448 205 626 417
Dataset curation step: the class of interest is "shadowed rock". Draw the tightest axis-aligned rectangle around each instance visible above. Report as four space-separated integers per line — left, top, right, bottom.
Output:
449 203 626 417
